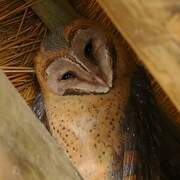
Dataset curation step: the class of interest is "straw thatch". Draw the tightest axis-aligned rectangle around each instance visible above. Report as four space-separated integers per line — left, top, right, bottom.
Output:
0 0 46 105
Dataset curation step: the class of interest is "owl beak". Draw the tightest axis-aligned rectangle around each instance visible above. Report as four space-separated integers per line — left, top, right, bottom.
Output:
94 75 109 87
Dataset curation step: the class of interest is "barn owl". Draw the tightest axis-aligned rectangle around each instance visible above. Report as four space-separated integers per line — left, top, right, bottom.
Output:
34 19 160 180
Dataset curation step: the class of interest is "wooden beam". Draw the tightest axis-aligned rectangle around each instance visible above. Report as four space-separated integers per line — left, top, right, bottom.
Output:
25 0 78 31
0 70 81 180
97 0 180 111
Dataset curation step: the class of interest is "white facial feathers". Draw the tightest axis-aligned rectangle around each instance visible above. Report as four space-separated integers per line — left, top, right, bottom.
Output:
45 25 115 95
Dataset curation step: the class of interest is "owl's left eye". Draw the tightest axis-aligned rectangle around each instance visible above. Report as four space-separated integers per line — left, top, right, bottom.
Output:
61 71 76 80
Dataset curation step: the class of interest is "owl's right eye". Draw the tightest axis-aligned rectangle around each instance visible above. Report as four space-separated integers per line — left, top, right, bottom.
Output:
61 71 76 80
84 40 93 58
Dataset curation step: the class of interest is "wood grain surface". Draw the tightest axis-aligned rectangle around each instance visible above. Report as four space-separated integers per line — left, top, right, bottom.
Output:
0 70 81 180
97 0 180 111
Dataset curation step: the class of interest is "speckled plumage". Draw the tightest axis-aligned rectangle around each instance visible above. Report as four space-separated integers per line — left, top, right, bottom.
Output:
34 19 133 180
34 19 160 180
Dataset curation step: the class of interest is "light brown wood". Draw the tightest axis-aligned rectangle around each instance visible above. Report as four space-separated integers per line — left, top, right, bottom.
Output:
97 0 180 111
0 70 81 180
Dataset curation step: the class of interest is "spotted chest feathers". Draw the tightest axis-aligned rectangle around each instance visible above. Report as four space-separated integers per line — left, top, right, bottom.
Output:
35 19 132 180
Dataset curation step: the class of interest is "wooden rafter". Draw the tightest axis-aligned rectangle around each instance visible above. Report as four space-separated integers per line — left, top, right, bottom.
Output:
97 0 180 111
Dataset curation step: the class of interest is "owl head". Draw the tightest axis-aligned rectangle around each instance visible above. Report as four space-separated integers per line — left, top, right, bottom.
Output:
35 19 116 95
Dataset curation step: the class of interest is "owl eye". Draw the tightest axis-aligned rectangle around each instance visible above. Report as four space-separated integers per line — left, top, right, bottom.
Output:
84 40 93 57
61 71 76 80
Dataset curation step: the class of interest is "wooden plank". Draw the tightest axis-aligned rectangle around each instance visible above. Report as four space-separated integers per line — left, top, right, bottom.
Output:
0 70 81 180
97 0 180 111
25 0 78 31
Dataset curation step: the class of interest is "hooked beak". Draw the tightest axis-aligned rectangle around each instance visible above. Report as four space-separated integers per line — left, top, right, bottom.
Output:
94 75 110 88
91 75 112 94
95 76 109 87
